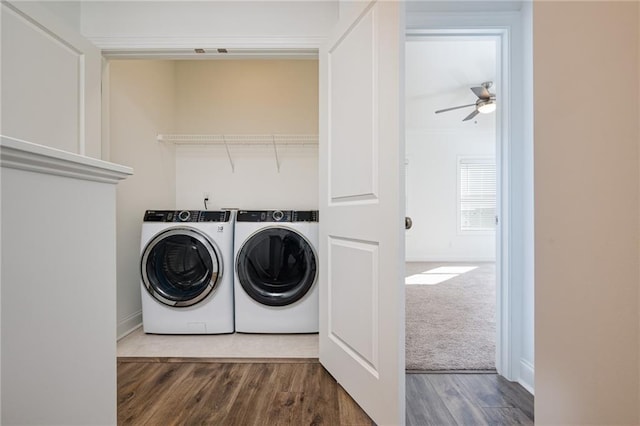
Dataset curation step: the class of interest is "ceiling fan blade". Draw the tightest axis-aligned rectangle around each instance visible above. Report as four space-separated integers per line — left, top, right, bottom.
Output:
434 103 477 114
462 109 480 121
471 86 491 100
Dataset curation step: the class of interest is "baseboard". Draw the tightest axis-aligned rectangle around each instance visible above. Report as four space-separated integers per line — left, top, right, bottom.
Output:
407 369 497 374
518 358 535 395
118 357 319 364
117 310 142 340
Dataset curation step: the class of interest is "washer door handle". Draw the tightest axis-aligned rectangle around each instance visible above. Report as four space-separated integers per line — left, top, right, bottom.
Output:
405 216 413 230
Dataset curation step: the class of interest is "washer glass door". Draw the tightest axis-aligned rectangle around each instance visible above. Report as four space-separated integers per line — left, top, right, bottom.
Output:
236 227 317 306
141 228 221 307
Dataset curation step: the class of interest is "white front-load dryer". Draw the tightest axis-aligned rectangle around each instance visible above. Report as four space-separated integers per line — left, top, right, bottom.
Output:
234 210 318 333
140 210 234 334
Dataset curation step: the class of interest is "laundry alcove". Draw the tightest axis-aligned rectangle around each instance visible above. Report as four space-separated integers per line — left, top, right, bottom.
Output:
108 57 321 358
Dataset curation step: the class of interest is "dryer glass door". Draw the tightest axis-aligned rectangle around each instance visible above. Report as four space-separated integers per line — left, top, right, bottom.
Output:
141 228 221 307
237 228 317 306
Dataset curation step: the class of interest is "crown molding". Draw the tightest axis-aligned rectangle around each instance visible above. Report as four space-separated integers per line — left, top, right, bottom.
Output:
87 35 325 57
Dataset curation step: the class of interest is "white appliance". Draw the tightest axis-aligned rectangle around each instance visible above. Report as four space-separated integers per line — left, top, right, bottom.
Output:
234 210 319 333
140 210 235 334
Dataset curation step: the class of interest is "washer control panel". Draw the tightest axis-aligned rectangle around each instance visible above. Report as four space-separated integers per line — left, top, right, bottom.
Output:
291 210 319 222
177 210 192 222
237 210 319 223
143 210 230 223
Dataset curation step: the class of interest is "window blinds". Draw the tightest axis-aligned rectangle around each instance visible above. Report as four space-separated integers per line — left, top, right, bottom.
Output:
459 159 496 231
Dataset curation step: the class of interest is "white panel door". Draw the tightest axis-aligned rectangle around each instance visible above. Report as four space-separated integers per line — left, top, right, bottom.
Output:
319 1 405 424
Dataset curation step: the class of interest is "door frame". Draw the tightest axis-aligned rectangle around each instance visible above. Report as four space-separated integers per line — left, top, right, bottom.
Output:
407 27 512 377
406 7 533 390
98 41 324 337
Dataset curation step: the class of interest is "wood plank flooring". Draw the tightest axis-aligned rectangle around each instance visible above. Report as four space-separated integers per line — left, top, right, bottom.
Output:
117 359 373 425
118 360 534 425
406 373 534 426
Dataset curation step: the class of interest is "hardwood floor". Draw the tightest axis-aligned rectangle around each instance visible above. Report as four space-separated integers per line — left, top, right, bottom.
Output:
117 359 373 425
406 373 534 426
118 359 534 425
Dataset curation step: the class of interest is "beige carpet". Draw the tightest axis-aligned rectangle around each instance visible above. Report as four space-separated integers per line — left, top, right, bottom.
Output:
405 262 496 371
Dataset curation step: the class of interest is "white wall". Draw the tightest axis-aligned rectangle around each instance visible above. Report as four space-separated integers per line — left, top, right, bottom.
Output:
1 139 131 425
173 60 319 210
176 144 318 210
405 130 495 261
533 1 639 424
1 1 102 158
38 1 81 31
2 4 78 152
109 60 177 338
174 60 318 134
81 1 337 48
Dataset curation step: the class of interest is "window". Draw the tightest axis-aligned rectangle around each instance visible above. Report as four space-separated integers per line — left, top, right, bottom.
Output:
458 157 496 232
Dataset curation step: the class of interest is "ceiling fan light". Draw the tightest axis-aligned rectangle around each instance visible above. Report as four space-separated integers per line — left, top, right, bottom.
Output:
477 101 496 114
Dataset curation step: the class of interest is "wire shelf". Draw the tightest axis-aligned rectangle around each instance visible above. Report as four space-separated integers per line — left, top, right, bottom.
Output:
157 134 318 146
157 134 318 172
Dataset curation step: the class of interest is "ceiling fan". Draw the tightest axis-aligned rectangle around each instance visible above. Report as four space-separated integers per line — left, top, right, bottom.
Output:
435 81 497 121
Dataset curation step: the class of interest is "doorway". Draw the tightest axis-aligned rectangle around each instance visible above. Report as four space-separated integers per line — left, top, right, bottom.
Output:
404 35 499 372
105 57 321 357
404 1 535 395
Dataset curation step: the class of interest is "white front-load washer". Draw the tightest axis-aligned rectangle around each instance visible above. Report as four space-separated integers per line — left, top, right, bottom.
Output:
234 210 318 333
140 209 234 334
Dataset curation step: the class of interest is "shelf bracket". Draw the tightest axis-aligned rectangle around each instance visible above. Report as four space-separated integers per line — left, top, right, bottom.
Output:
222 135 235 173
271 135 281 173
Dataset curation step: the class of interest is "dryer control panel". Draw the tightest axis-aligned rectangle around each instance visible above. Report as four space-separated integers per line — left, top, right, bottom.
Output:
143 210 231 223
237 210 318 223
291 210 319 222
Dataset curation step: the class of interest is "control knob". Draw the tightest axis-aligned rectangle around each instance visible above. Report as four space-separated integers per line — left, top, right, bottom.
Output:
178 210 191 222
272 210 284 221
